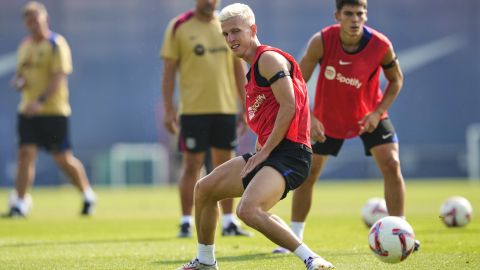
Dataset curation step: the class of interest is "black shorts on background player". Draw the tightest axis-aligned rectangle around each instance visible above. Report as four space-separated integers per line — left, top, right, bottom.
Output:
312 118 398 156
18 114 71 152
179 114 237 152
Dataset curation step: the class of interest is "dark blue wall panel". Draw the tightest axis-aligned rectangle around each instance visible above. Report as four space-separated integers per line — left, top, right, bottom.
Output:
0 0 479 185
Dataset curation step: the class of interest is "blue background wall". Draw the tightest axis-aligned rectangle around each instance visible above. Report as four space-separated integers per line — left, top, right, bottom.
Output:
0 0 479 186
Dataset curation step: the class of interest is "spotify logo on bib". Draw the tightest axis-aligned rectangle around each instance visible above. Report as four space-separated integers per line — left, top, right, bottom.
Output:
324 66 336 80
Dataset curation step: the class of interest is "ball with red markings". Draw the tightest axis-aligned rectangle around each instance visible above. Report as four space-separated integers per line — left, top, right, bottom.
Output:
368 216 416 263
440 196 472 227
361 197 388 227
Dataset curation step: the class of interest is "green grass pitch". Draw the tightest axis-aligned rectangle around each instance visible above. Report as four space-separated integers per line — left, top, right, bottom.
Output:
0 180 479 269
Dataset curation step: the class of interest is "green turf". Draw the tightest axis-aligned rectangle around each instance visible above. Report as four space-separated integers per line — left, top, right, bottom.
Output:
0 180 479 269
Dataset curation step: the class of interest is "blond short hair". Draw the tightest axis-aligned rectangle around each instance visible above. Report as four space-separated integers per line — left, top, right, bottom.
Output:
22 1 48 17
218 3 255 26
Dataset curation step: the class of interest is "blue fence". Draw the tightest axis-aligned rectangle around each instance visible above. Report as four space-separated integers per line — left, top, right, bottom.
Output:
0 0 479 185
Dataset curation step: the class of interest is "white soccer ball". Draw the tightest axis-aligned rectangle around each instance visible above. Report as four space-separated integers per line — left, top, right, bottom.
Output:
439 196 472 227
368 216 416 263
361 197 388 227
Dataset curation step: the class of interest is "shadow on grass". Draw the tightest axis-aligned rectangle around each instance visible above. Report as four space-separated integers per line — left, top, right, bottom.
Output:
155 252 272 265
0 237 173 248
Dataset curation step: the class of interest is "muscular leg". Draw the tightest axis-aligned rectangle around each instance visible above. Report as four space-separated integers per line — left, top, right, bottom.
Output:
188 158 333 269
179 151 205 216
370 143 405 216
271 155 327 254
15 144 38 198
195 162 296 248
52 150 91 192
194 157 246 244
237 166 301 251
210 148 235 214
291 154 329 223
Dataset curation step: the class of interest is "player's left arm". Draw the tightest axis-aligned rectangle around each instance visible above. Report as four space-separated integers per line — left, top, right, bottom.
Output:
39 72 68 102
241 51 295 177
233 57 248 135
359 46 403 134
24 72 67 117
39 37 71 103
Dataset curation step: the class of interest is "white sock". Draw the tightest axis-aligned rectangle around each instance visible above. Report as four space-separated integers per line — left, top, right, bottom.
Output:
181 215 193 225
83 187 96 202
15 198 29 214
294 243 318 263
291 221 305 241
197 243 215 265
222 214 237 228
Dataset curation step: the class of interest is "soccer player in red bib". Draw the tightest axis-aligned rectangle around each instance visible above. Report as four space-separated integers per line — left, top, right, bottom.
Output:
273 0 419 254
176 3 334 270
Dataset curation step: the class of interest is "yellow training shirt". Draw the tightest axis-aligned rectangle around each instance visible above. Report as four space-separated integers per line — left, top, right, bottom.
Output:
16 32 72 116
160 11 239 115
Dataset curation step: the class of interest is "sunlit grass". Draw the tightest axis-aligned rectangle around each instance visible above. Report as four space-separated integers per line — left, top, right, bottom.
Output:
0 180 479 269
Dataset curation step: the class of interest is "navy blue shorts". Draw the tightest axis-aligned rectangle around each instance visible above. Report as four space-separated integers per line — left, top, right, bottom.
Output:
179 114 237 153
312 118 398 156
18 114 71 152
241 139 312 200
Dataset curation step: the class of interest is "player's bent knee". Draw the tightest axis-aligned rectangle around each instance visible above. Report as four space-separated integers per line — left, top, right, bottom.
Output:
381 157 401 173
52 153 71 167
193 180 208 202
236 203 260 228
194 176 219 202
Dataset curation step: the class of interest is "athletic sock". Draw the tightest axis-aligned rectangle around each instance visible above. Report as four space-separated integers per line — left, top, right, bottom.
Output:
83 187 96 202
181 215 193 225
15 198 29 214
197 243 216 265
291 221 306 240
222 214 238 228
294 243 318 263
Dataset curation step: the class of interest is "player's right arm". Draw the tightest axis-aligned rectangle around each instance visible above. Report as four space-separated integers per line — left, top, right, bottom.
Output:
161 57 179 135
160 19 180 135
11 74 26 91
233 57 248 135
299 31 323 82
11 42 28 91
299 32 326 142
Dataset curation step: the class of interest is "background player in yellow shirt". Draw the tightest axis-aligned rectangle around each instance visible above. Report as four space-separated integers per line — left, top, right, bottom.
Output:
6 1 96 217
160 0 251 237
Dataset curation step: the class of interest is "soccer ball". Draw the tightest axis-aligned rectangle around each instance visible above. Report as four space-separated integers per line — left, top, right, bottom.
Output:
368 216 416 263
439 196 472 227
361 197 388 227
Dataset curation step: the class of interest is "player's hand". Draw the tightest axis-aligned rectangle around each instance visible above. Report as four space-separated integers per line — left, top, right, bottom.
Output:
236 111 248 136
255 140 262 152
163 108 178 135
11 75 26 91
358 111 381 134
24 101 43 117
310 116 326 142
241 149 268 178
